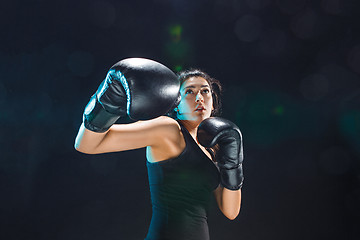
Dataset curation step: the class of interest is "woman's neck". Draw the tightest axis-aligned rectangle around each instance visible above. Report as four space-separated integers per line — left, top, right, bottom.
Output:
177 119 200 141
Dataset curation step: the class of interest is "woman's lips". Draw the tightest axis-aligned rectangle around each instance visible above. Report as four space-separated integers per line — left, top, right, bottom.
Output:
195 106 205 111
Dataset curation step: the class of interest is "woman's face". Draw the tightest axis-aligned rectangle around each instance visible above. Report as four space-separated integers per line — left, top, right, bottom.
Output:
176 76 213 121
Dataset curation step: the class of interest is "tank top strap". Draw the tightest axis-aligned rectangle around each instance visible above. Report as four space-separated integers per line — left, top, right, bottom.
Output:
177 120 215 162
177 121 198 149
206 148 215 160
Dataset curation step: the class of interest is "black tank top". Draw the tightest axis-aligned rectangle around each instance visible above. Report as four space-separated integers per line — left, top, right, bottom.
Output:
145 122 220 240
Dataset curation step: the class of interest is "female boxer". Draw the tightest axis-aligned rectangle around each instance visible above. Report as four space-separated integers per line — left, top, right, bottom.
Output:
75 59 243 240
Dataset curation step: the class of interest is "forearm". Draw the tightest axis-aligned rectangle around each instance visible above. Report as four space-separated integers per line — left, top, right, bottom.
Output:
74 123 108 154
215 186 242 220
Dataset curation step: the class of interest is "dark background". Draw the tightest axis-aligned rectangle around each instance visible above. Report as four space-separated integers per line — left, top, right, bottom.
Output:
1 0 360 239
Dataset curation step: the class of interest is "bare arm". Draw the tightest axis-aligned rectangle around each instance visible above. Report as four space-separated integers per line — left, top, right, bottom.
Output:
75 58 181 155
197 117 244 220
74 116 180 154
74 123 107 154
214 187 242 220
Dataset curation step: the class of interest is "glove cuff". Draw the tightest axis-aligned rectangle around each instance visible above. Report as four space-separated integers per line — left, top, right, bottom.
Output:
83 94 120 133
219 164 244 190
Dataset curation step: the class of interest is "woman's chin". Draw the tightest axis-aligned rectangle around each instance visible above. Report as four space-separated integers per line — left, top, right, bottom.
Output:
177 111 211 121
194 113 211 122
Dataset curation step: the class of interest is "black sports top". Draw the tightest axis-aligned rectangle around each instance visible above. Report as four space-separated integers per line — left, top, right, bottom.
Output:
145 122 220 240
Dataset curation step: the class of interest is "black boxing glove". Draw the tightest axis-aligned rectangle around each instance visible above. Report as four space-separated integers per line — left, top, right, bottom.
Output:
197 117 244 190
83 58 180 132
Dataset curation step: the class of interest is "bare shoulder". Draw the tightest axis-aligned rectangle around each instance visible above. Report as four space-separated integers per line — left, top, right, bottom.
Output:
145 116 185 162
150 116 181 135
139 116 182 144
150 115 179 126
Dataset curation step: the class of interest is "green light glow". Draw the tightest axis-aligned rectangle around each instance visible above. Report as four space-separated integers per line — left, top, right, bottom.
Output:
164 41 190 64
174 65 183 72
169 24 183 41
273 106 284 115
339 110 360 155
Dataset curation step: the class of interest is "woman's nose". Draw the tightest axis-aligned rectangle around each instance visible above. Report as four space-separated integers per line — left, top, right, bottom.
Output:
195 92 204 102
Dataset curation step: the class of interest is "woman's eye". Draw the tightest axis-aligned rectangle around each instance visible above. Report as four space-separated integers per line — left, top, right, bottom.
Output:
202 89 210 94
185 90 193 94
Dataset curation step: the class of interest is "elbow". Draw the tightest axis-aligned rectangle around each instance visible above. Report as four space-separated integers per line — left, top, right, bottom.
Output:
74 123 94 154
74 147 95 154
74 141 94 154
74 140 80 151
74 142 86 153
220 188 242 221
220 202 241 220
74 138 83 153
74 130 95 154
224 209 240 221
227 214 239 221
